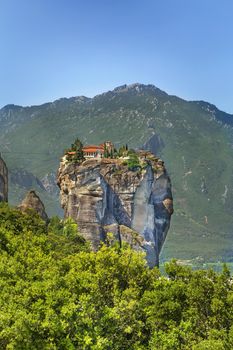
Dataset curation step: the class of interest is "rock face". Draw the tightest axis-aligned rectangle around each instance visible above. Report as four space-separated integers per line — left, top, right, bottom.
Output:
57 153 173 266
0 154 8 202
18 190 49 223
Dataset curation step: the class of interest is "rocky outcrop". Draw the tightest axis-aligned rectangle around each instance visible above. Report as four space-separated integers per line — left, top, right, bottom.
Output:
0 154 8 202
18 190 49 223
57 153 173 266
41 172 59 196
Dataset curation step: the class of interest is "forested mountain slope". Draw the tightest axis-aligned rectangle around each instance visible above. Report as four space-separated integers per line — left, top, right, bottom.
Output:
1 83 233 262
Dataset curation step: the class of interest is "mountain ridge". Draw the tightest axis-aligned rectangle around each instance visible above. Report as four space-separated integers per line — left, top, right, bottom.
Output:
2 83 232 121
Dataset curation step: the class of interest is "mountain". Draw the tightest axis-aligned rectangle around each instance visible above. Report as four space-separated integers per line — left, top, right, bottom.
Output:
1 83 233 263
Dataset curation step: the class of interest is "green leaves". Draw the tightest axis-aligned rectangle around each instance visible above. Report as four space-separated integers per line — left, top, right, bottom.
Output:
0 204 233 348
66 137 85 163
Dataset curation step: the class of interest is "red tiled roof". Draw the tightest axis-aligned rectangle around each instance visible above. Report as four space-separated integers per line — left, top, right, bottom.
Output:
84 148 104 153
67 143 109 156
83 144 104 152
83 145 95 148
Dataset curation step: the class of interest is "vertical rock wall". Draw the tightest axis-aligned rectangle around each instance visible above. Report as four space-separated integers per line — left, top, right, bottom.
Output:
57 156 173 266
0 154 8 202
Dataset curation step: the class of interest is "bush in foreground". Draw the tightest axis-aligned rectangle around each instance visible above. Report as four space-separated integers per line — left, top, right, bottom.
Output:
0 203 233 349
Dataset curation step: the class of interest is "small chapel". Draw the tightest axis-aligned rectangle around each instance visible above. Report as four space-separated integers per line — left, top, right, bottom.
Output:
67 141 114 159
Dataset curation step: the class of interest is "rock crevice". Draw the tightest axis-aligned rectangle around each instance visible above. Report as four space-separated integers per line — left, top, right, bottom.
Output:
0 154 8 202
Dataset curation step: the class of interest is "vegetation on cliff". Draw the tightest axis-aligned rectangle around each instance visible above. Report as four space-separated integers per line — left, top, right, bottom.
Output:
0 203 233 349
65 138 85 163
64 138 161 174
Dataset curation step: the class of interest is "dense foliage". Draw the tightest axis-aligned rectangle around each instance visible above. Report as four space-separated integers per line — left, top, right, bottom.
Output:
0 203 233 349
66 138 85 163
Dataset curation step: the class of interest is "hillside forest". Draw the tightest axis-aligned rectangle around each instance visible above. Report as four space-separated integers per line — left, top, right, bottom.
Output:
0 203 233 350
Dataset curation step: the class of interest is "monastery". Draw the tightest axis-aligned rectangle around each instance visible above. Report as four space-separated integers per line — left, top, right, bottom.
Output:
68 141 114 159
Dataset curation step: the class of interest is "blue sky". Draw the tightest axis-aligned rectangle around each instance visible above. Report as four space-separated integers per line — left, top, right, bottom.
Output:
1 0 233 112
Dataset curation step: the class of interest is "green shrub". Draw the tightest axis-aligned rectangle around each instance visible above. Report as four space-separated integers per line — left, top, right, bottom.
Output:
0 205 233 349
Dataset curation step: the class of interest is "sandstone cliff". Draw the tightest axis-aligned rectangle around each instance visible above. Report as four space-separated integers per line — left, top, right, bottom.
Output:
18 190 49 223
0 154 8 202
57 152 173 266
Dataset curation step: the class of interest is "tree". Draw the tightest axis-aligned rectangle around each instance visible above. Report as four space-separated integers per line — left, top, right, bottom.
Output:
104 143 109 158
0 204 233 349
67 137 85 163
